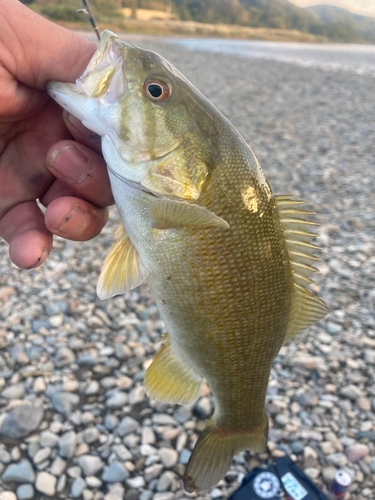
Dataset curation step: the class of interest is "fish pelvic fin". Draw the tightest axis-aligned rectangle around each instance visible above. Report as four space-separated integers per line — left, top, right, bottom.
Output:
184 413 268 493
144 333 203 405
275 195 328 343
97 226 149 300
150 198 229 230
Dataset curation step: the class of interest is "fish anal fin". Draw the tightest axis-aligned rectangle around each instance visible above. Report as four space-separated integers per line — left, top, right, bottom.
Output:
144 334 202 405
184 413 268 493
275 195 328 343
97 226 148 300
150 198 229 230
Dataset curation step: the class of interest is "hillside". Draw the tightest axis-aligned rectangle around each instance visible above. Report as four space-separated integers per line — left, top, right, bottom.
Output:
22 0 375 43
307 4 375 43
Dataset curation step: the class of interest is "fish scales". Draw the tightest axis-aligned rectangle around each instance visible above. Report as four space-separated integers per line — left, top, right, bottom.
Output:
47 30 327 493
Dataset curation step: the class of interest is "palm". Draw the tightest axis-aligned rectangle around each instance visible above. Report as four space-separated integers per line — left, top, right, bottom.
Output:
0 84 70 220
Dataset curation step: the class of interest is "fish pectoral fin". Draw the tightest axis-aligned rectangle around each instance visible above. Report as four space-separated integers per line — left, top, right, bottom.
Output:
184 413 269 493
149 198 229 230
275 195 328 343
144 333 203 405
97 226 148 300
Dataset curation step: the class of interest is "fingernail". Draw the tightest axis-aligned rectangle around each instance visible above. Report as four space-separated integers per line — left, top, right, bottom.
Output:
26 248 47 269
49 145 92 183
57 206 90 235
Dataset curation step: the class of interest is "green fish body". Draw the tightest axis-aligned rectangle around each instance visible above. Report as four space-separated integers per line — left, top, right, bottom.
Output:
48 31 327 492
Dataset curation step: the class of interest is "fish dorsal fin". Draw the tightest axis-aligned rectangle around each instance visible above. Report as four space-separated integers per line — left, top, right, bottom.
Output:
149 198 229 230
275 195 328 343
97 226 148 300
144 333 203 405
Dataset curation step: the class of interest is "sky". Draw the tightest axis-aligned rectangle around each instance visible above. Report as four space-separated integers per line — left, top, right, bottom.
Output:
289 0 375 17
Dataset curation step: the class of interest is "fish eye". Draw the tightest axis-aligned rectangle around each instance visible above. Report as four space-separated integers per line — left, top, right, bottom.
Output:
145 78 171 102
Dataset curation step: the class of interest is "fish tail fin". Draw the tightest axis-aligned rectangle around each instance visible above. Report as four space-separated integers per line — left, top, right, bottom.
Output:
184 413 268 493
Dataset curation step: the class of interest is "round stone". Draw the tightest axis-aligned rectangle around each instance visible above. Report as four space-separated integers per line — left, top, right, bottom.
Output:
52 392 80 414
55 348 75 368
16 484 34 500
72 477 87 498
78 455 105 476
35 472 57 497
0 493 17 500
158 448 178 468
2 460 35 483
102 461 130 483
0 405 44 439
59 431 77 458
345 444 370 463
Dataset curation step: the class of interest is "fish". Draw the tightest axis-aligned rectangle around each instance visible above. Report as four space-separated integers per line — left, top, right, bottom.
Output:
47 31 327 492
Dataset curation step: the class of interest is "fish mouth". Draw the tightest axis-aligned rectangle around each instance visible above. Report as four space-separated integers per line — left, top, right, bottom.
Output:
47 31 129 136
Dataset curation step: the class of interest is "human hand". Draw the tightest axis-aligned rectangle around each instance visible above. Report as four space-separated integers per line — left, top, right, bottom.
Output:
0 0 114 269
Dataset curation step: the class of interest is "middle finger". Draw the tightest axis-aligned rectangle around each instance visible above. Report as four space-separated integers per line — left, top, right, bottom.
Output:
46 140 114 207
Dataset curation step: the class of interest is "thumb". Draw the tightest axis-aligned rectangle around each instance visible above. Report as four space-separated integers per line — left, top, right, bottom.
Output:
0 0 96 89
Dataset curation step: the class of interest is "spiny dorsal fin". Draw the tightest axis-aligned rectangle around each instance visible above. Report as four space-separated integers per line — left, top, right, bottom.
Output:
275 195 328 343
144 333 203 405
150 198 229 230
97 226 148 300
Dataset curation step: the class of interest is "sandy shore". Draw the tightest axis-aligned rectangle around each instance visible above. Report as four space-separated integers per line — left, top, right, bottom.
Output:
0 38 374 500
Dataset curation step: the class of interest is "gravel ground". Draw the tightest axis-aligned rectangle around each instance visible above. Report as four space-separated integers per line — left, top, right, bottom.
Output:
1 37 375 500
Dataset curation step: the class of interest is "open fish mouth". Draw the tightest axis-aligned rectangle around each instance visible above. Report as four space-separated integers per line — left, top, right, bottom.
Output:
47 32 128 137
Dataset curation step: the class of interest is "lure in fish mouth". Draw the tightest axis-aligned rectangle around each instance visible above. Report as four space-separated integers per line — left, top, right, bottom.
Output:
48 31 327 493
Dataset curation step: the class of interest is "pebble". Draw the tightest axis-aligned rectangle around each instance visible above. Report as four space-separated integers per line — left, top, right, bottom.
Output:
15 485 34 500
33 446 52 464
33 377 46 394
52 391 80 414
157 471 175 491
56 474 67 493
35 471 57 496
2 460 35 483
104 484 125 500
322 466 337 483
118 416 139 436
102 461 130 482
127 476 145 488
106 392 128 409
59 430 77 458
345 444 370 463
139 492 153 500
78 455 105 476
290 441 304 454
0 405 44 439
158 448 179 468
84 427 101 444
40 430 59 448
356 397 371 411
86 476 103 488
112 444 133 461
0 493 17 500
145 464 163 482
55 347 76 368
72 477 87 498
50 456 67 476
85 381 100 395
326 453 348 468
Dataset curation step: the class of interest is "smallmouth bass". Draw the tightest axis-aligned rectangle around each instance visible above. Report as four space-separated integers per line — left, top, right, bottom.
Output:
48 31 327 492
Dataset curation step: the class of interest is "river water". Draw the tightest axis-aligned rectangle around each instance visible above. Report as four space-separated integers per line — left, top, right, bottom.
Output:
167 38 375 76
